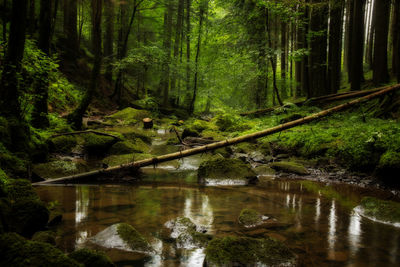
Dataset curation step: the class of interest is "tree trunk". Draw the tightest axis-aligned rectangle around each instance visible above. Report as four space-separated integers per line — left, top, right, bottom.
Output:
281 20 287 99
328 0 344 94
365 0 374 68
393 0 400 82
350 0 366 91
28 0 36 35
372 0 391 85
32 0 52 128
2 0 6 42
308 0 329 97
104 0 115 82
185 0 192 109
68 0 102 130
65 0 78 60
344 0 354 80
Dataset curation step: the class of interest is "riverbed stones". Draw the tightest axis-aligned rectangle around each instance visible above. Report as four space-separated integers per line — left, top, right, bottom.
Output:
204 236 296 267
198 157 257 185
90 223 153 253
270 161 309 175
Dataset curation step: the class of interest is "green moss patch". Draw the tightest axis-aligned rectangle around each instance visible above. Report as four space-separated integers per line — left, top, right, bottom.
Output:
0 232 80 267
5 179 39 202
50 136 77 153
31 231 56 245
82 133 117 154
105 108 151 125
360 197 400 224
376 151 400 180
238 209 262 227
117 223 153 252
205 236 295 266
108 126 153 144
102 153 153 166
33 160 89 179
270 161 309 175
108 140 149 155
69 248 114 267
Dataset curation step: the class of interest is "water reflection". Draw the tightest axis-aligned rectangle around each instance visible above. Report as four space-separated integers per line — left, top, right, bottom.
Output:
348 209 362 256
328 200 337 252
315 198 321 223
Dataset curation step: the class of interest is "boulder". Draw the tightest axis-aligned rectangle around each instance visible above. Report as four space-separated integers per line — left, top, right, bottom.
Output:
238 209 266 228
82 133 118 154
105 108 151 125
270 161 309 175
376 151 400 185
90 223 153 253
198 157 257 185
108 139 149 155
50 136 77 154
69 248 115 267
204 236 296 267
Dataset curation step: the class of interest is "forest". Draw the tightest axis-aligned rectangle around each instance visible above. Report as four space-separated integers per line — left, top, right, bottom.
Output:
1 0 400 266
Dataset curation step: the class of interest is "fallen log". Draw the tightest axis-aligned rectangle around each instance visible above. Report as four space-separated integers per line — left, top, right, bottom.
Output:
51 130 122 141
34 84 400 185
240 86 384 116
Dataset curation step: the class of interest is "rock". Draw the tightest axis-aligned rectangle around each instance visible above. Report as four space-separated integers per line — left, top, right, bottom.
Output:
108 139 149 155
50 136 77 154
181 127 200 139
0 232 80 266
238 209 264 228
376 151 400 185
253 165 276 176
164 217 211 249
204 236 296 267
33 160 89 179
232 153 248 162
105 107 151 125
48 214 63 227
249 151 266 163
32 231 56 245
102 153 153 166
270 161 309 175
198 157 258 185
358 197 400 224
82 133 118 154
90 223 153 253
5 179 39 202
69 248 115 267
110 126 153 144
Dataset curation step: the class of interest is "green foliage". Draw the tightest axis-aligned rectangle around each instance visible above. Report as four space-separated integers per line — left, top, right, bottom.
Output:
69 248 114 267
31 231 56 245
5 179 39 203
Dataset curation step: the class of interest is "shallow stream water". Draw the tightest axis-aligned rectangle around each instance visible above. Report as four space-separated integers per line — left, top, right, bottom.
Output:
35 129 400 266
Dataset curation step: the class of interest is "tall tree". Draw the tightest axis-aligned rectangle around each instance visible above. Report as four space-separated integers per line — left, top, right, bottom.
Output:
280 20 287 99
350 0 366 91
308 0 328 97
393 0 400 82
372 0 391 85
68 0 102 129
328 0 344 94
104 0 115 82
32 0 52 128
185 0 191 107
344 0 354 79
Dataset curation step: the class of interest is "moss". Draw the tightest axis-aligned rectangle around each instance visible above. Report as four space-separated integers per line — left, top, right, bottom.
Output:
376 151 400 178
270 161 309 175
234 142 257 154
109 127 153 144
82 133 117 154
238 209 262 227
205 236 295 267
105 107 151 125
182 127 200 139
10 198 50 238
33 160 89 179
0 232 80 267
360 197 400 223
279 113 304 124
5 179 39 202
102 153 153 166
0 169 8 186
50 135 77 153
108 139 149 155
116 223 153 252
69 248 114 267
198 157 257 181
31 231 56 245
214 113 250 132
0 152 27 178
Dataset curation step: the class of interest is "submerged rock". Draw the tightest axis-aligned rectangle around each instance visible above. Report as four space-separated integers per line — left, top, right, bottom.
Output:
270 161 309 175
90 223 153 253
198 157 257 185
358 197 400 226
238 209 267 228
0 232 80 266
204 236 296 267
69 248 115 267
164 217 211 249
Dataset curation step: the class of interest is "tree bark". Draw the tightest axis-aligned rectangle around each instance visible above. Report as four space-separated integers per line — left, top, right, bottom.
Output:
281 20 287 99
372 0 391 85
68 0 102 130
394 0 400 82
104 0 115 82
32 0 52 128
344 0 354 79
350 0 366 90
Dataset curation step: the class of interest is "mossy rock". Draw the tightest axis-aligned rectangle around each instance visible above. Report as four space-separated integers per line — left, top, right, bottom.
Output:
82 133 117 154
102 153 153 166
270 161 309 175
205 236 296 267
359 197 400 224
182 127 200 139
214 114 250 132
105 107 151 125
69 248 114 267
50 136 77 153
108 139 149 155
238 209 263 228
33 160 89 179
0 152 27 178
109 126 153 144
198 157 257 184
376 151 400 182
0 232 80 267
279 113 304 124
10 198 50 238
31 231 56 245
233 143 257 154
253 165 276 176
5 179 39 202
90 223 153 253
0 169 8 188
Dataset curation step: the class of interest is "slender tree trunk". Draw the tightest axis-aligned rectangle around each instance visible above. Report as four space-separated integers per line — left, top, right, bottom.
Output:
350 0 366 90
393 0 400 82
345 0 354 80
63 0 68 34
32 0 52 128
365 0 374 67
2 0 7 43
104 0 115 82
308 0 329 97
185 0 192 108
328 0 344 94
68 0 102 130
28 0 36 35
281 20 287 99
372 0 391 85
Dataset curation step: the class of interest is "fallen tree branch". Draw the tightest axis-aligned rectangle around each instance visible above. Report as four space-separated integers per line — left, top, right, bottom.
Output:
51 130 122 141
34 84 400 185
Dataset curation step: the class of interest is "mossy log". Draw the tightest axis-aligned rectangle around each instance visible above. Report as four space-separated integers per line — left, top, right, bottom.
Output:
240 86 385 116
34 84 400 185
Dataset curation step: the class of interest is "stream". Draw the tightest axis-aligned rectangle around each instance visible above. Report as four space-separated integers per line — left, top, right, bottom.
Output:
35 129 400 266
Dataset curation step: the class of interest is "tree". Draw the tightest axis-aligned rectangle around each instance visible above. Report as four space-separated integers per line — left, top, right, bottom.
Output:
32 0 52 128
68 0 102 129
350 0 366 91
104 0 115 82
393 0 400 82
372 0 391 85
